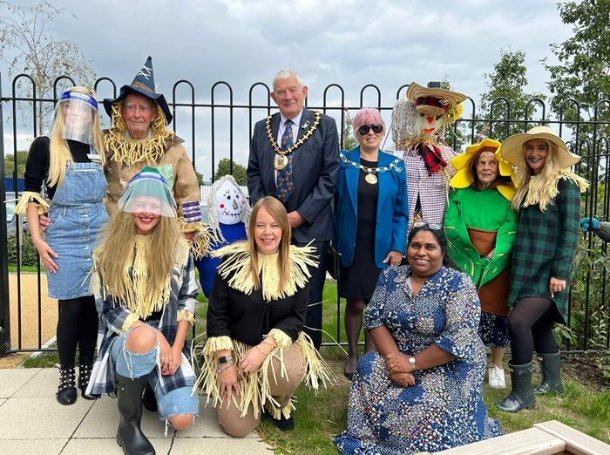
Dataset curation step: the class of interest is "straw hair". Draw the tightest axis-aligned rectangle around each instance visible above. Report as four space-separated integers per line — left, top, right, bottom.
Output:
94 210 181 314
248 197 292 292
48 86 105 187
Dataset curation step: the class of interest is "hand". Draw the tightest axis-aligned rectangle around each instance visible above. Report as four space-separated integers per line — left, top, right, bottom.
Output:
168 344 183 376
219 366 239 401
385 351 413 374
287 211 305 228
239 345 269 373
33 238 59 273
549 277 567 298
390 371 416 387
39 214 51 231
383 251 403 267
486 248 495 260
157 332 173 376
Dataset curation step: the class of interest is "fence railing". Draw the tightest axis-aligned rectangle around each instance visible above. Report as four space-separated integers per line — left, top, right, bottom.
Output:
1 74 609 355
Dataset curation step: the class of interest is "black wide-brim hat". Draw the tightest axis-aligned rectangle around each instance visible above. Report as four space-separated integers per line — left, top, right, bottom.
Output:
103 56 173 124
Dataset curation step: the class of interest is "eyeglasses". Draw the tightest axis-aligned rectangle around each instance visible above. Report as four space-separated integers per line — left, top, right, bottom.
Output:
412 222 442 231
358 124 383 135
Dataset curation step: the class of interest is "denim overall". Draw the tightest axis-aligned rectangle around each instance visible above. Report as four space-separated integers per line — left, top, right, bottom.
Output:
45 161 108 299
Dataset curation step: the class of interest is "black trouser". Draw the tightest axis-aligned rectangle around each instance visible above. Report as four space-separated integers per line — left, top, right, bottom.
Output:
57 295 98 367
293 240 328 350
508 297 558 365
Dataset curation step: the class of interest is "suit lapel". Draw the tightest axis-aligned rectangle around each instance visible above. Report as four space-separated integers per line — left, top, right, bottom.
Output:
264 114 282 191
346 148 360 213
292 109 315 167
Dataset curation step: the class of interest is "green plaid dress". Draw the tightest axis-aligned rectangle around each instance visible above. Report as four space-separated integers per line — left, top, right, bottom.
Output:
509 178 581 323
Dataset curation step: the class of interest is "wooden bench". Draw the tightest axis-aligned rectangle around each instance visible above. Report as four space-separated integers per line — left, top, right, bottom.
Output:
419 420 610 455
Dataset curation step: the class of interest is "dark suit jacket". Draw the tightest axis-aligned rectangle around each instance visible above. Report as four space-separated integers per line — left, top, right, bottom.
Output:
334 147 409 268
247 109 340 243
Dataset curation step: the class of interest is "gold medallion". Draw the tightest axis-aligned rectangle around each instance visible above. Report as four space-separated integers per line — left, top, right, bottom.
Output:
365 173 378 184
274 154 288 170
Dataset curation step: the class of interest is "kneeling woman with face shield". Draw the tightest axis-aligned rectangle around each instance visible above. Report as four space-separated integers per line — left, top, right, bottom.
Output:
16 87 108 406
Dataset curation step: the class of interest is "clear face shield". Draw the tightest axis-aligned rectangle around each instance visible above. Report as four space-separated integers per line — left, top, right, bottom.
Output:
58 91 98 144
118 169 177 218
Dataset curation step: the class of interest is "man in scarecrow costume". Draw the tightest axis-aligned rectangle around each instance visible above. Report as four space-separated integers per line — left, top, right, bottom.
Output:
103 56 208 257
391 81 467 228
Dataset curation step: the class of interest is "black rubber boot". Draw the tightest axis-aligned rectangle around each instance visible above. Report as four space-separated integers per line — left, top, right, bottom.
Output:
534 352 564 395
56 367 77 406
142 383 158 412
116 374 156 455
78 364 98 400
497 362 536 413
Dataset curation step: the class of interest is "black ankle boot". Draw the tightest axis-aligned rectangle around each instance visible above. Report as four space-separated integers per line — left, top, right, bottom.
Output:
534 352 564 395
497 361 536 413
116 374 155 455
78 364 98 400
56 367 77 405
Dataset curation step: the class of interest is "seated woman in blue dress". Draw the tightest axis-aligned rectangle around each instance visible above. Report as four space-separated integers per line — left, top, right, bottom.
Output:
334 223 502 454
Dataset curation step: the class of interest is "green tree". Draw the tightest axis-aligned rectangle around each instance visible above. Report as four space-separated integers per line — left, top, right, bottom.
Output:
545 0 610 128
0 0 96 134
341 113 358 150
479 49 546 140
4 151 28 176
214 158 247 185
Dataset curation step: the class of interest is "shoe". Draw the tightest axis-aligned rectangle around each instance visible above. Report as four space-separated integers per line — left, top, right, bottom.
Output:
497 362 535 413
534 352 564 395
263 412 295 432
78 364 98 400
488 364 506 389
142 383 158 412
56 367 77 406
116 374 156 455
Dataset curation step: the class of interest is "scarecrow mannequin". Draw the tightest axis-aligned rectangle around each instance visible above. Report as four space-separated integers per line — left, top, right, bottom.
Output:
195 175 250 297
391 81 467 227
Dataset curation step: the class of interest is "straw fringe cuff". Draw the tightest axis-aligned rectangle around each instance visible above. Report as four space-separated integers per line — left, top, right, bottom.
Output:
15 191 49 215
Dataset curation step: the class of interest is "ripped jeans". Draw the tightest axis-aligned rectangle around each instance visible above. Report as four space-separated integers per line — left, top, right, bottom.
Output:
109 326 199 422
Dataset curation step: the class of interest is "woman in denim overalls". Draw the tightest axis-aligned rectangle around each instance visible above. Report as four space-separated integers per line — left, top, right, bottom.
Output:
17 87 108 405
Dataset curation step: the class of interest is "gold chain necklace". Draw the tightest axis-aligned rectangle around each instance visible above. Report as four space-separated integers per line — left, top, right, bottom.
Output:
266 112 321 170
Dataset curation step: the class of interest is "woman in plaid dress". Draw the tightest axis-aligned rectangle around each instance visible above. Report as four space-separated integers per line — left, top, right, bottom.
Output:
497 126 588 413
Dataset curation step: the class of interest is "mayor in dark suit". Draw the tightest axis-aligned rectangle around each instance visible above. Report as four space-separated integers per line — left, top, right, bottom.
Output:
334 108 408 378
247 69 340 350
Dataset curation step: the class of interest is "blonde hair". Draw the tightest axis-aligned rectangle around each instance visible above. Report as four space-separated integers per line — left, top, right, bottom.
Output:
247 197 292 291
94 210 180 306
48 86 105 187
512 140 588 210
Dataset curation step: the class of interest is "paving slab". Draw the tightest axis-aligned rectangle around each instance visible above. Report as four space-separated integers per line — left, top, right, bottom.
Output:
0 396 93 439
13 367 58 397
0 368 40 398
62 437 173 454
171 437 274 454
0 438 67 455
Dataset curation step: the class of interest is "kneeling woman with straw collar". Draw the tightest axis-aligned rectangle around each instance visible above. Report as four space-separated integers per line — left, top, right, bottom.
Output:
196 196 331 436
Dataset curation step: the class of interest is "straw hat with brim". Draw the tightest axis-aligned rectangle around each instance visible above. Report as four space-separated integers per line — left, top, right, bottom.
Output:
501 126 581 169
406 82 467 116
103 56 173 124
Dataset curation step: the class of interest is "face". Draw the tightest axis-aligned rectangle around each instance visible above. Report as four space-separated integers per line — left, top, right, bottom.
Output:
253 207 283 255
132 196 162 235
415 112 443 136
121 93 157 139
215 180 247 225
476 151 499 188
407 230 444 277
357 124 384 150
62 100 93 125
270 76 308 119
524 139 549 175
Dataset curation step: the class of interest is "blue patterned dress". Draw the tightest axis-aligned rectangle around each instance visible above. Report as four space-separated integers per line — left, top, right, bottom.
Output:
334 266 502 454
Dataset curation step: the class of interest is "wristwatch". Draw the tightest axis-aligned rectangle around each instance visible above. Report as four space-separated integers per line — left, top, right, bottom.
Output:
218 355 234 365
408 356 417 371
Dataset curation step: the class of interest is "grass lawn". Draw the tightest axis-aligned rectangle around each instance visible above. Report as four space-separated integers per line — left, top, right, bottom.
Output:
19 280 610 453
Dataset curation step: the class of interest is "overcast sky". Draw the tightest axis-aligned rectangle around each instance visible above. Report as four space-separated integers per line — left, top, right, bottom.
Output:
1 0 574 179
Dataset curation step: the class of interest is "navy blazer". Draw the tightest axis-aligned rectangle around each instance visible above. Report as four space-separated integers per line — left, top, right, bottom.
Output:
247 109 340 243
334 147 408 268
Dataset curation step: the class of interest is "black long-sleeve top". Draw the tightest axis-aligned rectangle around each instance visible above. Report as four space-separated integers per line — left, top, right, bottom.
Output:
206 271 310 346
24 136 91 200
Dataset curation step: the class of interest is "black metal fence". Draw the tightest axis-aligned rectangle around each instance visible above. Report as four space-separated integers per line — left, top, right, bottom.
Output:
1 74 609 355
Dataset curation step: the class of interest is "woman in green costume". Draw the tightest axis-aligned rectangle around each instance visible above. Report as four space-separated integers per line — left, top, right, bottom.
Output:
444 138 517 389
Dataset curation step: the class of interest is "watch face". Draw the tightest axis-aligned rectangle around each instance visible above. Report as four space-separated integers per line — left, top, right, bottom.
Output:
218 355 231 365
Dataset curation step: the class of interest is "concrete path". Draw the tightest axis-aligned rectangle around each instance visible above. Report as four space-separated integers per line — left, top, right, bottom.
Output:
0 368 274 454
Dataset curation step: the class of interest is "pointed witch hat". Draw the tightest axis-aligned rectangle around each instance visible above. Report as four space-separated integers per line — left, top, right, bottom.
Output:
103 56 173 123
